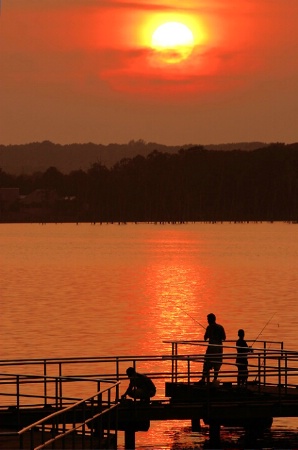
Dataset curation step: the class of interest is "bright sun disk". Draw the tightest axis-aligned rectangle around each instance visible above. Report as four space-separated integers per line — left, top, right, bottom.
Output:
151 21 195 64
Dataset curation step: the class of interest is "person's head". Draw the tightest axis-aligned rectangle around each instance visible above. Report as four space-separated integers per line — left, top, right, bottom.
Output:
126 367 136 377
207 313 216 324
238 329 245 338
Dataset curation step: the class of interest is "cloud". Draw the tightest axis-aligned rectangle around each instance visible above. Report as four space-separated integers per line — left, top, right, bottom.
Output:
2 1 298 106
96 43 257 99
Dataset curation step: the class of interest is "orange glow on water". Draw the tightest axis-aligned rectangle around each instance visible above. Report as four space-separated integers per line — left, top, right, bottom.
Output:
137 230 215 354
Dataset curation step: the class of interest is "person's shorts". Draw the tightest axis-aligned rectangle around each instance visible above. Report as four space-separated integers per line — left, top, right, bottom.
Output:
204 351 223 371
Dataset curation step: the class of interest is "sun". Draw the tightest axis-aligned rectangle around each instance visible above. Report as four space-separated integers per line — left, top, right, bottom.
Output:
151 21 195 64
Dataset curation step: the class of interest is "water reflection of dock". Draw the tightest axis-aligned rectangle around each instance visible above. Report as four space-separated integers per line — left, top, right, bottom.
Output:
1 340 298 449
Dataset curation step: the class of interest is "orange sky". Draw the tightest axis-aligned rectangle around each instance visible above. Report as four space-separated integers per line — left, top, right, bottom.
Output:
1 0 298 146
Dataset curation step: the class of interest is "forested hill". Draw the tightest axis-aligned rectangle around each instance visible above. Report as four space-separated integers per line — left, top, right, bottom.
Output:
0 140 267 175
1 142 298 223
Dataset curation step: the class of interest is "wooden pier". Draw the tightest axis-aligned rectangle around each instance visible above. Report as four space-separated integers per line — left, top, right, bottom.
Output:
0 339 298 449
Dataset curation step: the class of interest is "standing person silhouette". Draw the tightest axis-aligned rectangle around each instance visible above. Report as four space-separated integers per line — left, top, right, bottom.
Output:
236 329 252 386
198 313 226 385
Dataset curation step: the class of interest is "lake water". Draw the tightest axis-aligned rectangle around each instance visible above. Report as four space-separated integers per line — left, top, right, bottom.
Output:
1 222 298 448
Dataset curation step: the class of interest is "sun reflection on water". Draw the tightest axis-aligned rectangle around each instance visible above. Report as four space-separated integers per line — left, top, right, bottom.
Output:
139 231 216 354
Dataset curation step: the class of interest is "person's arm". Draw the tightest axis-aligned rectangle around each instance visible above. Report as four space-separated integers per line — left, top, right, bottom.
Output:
248 342 253 353
121 379 133 398
121 388 128 399
222 326 226 341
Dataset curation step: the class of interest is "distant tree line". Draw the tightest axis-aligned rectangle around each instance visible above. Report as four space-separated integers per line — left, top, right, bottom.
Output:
1 143 298 222
0 140 267 174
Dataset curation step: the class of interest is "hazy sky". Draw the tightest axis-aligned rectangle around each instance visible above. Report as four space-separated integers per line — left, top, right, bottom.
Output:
1 0 298 146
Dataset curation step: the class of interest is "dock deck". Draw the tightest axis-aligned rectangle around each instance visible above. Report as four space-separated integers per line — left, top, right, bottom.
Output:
0 339 298 449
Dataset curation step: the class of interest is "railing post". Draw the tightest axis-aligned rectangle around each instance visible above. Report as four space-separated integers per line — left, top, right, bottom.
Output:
116 357 120 381
97 381 102 409
285 353 288 394
278 357 281 398
106 389 112 446
173 342 178 382
115 386 119 448
30 426 35 450
72 408 76 449
16 375 21 430
187 358 191 384
19 431 24 449
16 375 20 409
263 342 267 385
55 377 59 409
116 383 120 403
257 353 261 392
59 362 63 408
43 359 47 406
82 401 86 449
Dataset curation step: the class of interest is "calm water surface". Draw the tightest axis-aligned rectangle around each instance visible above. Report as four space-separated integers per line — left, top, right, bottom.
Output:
1 222 298 448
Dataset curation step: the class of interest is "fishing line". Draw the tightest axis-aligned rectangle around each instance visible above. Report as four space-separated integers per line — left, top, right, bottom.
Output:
177 306 206 330
251 311 277 347
250 311 279 381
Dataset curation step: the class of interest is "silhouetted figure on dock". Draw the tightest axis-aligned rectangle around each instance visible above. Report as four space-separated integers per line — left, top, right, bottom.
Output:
121 367 156 402
198 313 226 385
236 329 252 385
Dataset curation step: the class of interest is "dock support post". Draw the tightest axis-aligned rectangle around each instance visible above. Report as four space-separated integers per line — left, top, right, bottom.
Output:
124 428 136 450
209 421 221 448
191 418 201 432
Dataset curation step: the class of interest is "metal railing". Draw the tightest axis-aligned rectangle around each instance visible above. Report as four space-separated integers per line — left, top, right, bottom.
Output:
17 380 120 450
0 374 120 450
1 339 298 445
162 339 298 395
0 341 297 393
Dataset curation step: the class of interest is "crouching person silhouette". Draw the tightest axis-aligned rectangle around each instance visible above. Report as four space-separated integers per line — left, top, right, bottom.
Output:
121 367 156 402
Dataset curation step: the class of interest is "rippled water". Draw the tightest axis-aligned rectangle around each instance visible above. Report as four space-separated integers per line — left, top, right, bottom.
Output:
1 222 298 448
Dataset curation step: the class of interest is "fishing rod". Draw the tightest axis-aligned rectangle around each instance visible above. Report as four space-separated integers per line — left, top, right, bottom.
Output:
250 311 279 382
251 311 277 347
177 306 206 330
